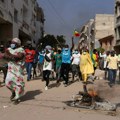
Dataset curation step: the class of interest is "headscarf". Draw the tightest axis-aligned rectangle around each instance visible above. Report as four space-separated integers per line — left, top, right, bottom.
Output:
12 38 21 45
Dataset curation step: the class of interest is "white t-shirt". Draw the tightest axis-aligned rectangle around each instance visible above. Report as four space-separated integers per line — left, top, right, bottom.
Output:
43 53 52 71
71 53 80 65
100 53 107 68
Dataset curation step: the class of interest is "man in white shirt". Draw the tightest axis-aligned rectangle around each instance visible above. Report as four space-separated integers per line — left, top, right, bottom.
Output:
71 49 81 81
43 46 52 90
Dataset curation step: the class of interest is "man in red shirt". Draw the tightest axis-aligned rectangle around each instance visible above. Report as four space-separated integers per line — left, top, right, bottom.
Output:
25 44 35 81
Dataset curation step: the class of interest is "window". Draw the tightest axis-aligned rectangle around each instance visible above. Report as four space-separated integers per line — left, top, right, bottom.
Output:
11 0 14 3
0 0 4 3
14 9 18 23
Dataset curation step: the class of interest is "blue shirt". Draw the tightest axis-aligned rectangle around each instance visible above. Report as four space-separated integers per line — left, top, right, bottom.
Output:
62 48 71 64
39 52 44 63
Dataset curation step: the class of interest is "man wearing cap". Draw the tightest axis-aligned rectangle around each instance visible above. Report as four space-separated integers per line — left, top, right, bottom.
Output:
4 38 25 104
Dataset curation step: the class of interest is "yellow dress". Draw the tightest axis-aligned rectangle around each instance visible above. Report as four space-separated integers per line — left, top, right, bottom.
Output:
80 52 94 82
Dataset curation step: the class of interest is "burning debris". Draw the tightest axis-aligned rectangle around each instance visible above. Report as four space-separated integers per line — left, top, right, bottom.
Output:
66 87 117 111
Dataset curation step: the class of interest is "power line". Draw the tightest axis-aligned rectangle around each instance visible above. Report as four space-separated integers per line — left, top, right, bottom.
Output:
40 0 67 29
46 0 73 30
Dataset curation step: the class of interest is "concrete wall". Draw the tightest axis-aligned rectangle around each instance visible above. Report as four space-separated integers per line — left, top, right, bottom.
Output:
0 0 44 46
95 14 114 40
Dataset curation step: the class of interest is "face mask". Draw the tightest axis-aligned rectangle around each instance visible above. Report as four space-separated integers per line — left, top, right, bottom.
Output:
75 51 78 54
83 52 86 55
10 44 16 49
65 48 68 51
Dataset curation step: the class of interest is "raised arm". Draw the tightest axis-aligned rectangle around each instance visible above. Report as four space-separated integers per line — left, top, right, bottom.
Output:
70 36 74 51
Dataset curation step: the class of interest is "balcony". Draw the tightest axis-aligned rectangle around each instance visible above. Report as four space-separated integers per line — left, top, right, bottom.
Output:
23 20 29 31
23 0 28 5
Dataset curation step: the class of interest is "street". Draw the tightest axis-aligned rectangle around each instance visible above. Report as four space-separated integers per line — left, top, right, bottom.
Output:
0 69 120 120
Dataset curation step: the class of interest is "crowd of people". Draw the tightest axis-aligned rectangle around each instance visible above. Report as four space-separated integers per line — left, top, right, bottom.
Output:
0 37 120 105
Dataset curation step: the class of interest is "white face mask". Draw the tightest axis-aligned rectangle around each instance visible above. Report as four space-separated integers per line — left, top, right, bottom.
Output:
75 51 78 54
10 44 16 49
65 48 68 51
83 52 86 55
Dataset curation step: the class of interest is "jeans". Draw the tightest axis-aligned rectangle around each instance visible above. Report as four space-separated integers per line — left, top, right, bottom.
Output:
56 66 61 81
108 69 117 84
25 62 33 80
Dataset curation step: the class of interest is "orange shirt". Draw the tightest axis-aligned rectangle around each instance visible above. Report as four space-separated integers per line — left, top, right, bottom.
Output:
25 49 36 63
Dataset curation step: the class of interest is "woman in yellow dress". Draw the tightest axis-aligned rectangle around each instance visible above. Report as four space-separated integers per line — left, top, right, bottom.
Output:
80 49 94 84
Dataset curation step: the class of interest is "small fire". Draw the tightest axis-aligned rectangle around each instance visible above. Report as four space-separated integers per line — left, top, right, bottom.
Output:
88 88 98 97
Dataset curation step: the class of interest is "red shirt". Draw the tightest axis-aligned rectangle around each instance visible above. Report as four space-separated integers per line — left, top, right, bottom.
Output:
25 49 36 63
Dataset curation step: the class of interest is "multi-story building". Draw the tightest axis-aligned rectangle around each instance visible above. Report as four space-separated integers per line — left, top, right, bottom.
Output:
79 19 95 51
115 0 120 53
79 14 114 51
0 0 44 47
94 14 114 50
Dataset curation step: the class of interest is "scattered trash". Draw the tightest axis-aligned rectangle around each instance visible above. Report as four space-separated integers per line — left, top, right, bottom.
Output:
65 90 117 112
3 106 8 108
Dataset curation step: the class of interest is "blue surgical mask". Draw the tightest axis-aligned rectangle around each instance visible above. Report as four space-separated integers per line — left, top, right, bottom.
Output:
10 44 16 49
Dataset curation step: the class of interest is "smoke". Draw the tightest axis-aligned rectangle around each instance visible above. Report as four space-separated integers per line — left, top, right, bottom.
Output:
88 82 120 102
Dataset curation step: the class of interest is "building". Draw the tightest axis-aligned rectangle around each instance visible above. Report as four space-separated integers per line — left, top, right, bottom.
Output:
94 14 114 49
79 19 95 51
115 0 120 54
79 14 114 51
99 35 114 51
0 0 44 47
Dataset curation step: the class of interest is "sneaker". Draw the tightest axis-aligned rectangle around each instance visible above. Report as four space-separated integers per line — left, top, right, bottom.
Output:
45 86 48 90
13 99 19 105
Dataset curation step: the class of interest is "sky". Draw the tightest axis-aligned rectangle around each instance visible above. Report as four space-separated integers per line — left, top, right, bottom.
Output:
37 0 114 45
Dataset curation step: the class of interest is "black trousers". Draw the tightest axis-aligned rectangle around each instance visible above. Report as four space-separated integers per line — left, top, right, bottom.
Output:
43 70 51 86
60 63 70 84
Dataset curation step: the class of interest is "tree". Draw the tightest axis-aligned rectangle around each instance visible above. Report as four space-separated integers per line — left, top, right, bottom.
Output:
39 34 66 50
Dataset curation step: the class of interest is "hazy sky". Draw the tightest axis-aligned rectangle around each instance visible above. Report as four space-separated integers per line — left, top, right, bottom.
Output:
37 0 114 44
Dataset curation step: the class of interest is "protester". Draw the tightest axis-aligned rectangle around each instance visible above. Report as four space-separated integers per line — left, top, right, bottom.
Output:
80 48 94 84
38 50 45 77
51 48 56 80
103 51 110 80
60 37 74 87
32 49 39 79
99 51 107 70
4 38 25 104
0 45 8 85
25 44 36 81
43 46 52 90
107 51 119 87
91 49 98 77
71 49 81 81
54 48 62 84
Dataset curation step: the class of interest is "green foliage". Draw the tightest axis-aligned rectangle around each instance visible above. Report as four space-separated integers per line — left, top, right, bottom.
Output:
38 34 66 50
96 47 105 53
